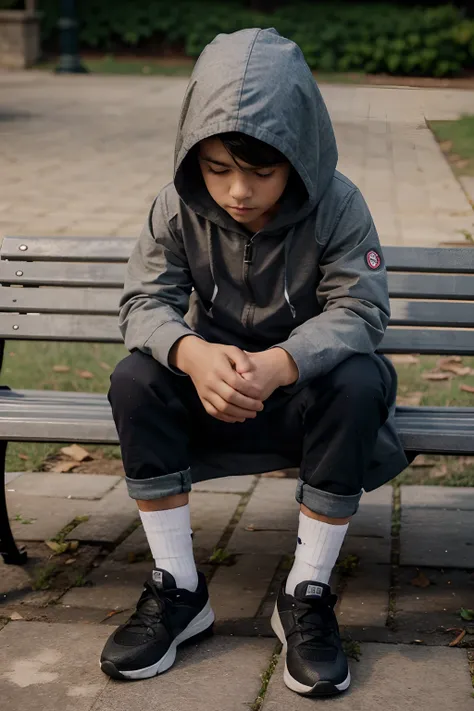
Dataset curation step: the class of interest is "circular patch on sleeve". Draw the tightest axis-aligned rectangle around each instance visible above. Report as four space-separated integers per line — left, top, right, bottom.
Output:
366 250 382 270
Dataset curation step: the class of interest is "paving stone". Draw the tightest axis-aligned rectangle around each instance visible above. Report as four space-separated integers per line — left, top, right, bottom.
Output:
5 472 23 485
262 644 473 710
66 480 139 544
400 508 474 568
192 474 257 493
339 486 393 565
108 524 149 563
60 560 152 611
94 635 275 711
10 473 121 500
339 536 391 565
0 621 110 710
5 492 99 542
401 485 474 510
209 554 281 620
227 479 299 555
396 567 474 635
337 564 390 629
190 492 242 556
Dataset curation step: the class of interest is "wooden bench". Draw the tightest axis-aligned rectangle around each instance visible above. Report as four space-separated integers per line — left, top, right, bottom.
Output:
0 237 473 565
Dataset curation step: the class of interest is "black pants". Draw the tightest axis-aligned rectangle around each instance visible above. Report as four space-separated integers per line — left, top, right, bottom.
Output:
108 351 388 518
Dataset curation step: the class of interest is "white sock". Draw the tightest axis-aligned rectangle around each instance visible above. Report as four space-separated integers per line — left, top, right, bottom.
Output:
139 504 198 592
285 511 349 596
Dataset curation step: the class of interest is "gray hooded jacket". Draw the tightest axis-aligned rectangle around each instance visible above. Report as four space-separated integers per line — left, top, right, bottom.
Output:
119 28 408 489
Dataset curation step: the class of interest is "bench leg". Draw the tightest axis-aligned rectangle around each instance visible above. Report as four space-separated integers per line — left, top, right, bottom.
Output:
0 441 28 565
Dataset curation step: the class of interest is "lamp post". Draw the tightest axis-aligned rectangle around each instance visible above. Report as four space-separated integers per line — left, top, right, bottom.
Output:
55 0 88 73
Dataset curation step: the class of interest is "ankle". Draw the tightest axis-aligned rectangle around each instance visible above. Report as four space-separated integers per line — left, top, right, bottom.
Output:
137 493 189 511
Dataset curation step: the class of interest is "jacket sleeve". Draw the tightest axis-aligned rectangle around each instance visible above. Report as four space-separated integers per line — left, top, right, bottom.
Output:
276 189 390 387
118 193 201 369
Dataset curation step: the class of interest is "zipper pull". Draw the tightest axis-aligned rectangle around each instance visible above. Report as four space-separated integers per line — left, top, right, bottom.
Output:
244 242 253 264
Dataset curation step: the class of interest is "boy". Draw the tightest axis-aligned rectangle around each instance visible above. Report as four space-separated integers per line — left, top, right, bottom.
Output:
100 28 408 696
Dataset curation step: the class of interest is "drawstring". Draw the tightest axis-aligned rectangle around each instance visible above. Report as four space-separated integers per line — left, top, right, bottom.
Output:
206 223 219 315
284 226 297 319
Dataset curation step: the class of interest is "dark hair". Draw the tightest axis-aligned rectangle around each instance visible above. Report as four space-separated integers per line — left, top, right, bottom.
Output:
218 132 287 167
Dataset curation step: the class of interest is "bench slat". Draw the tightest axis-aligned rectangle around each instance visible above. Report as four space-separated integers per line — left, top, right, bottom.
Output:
0 261 128 288
387 273 474 300
380 327 474 355
0 287 122 315
390 300 474 327
0 313 122 342
1 237 135 262
383 246 474 273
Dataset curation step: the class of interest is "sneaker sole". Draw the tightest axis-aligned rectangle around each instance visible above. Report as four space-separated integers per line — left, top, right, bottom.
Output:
270 603 351 697
101 600 215 681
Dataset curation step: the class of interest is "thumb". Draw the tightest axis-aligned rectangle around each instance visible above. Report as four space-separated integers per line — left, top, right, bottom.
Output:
225 347 253 375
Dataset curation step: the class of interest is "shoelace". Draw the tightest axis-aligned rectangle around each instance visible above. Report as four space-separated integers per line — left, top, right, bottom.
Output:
287 594 338 642
127 581 174 631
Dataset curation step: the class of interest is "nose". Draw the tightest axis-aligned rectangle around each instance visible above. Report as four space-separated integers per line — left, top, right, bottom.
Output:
229 174 252 203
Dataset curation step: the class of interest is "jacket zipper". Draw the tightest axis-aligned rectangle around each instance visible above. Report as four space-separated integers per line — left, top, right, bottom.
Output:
243 234 258 328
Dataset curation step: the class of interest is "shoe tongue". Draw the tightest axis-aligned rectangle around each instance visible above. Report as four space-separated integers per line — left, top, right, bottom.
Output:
294 580 331 602
151 568 177 591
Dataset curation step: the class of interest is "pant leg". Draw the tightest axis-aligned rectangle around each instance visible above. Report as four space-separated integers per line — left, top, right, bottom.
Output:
296 354 389 518
108 350 200 501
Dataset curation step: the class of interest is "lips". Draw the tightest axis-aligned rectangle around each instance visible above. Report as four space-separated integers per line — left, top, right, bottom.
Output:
230 206 254 212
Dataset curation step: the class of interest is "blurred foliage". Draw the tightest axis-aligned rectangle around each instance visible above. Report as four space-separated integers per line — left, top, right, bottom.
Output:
35 1 474 77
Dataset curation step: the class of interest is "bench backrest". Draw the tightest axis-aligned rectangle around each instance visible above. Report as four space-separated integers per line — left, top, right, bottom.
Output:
0 237 473 355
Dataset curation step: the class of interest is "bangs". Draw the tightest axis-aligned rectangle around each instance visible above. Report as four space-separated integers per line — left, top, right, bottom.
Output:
219 132 287 168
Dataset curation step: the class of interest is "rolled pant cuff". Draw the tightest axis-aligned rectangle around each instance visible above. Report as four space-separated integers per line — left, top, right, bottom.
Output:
125 468 192 500
296 479 362 517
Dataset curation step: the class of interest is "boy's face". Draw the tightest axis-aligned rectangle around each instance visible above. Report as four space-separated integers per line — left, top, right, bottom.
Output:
198 137 291 232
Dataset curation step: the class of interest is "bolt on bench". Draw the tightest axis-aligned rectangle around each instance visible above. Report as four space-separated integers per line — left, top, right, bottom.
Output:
0 237 473 565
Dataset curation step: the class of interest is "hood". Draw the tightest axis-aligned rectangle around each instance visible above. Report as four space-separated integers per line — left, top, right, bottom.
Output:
173 27 338 233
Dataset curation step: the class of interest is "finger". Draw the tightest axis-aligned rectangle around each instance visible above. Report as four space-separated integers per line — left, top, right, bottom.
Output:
216 381 263 412
207 393 258 420
202 399 244 424
221 369 263 399
224 346 253 374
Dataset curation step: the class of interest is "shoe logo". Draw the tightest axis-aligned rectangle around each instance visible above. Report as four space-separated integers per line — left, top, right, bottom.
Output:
152 570 163 587
306 584 324 597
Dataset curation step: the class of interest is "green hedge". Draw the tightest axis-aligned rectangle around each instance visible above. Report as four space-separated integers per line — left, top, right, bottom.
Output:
37 1 474 77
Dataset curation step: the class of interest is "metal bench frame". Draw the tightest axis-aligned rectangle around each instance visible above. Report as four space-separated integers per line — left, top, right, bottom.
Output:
1 237 473 564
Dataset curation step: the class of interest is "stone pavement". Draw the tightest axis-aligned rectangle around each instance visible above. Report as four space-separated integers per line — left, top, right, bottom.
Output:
1 471 473 709
1 71 473 247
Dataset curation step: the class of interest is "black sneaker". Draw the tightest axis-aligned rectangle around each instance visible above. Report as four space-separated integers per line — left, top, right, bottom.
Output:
271 580 350 696
100 569 214 680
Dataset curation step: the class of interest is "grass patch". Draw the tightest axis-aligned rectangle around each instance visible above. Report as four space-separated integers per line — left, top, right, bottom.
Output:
251 651 280 711
430 115 474 178
3 341 126 472
35 55 195 76
394 355 474 486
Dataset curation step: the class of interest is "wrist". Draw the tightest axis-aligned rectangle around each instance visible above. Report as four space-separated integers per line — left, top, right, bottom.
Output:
271 347 299 387
169 335 207 374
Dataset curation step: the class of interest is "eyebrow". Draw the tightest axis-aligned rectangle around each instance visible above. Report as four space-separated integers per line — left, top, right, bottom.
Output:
200 155 270 171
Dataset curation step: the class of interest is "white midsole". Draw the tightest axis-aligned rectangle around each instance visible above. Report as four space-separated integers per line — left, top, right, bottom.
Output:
270 602 351 694
107 600 215 680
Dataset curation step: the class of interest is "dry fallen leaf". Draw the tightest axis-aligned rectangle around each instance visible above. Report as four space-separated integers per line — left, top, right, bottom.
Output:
10 612 23 621
449 629 466 647
439 140 453 153
411 455 437 468
439 364 472 376
410 571 431 588
51 461 78 473
397 392 423 407
45 540 70 554
60 444 92 462
430 465 449 479
422 371 452 381
65 558 76 565
76 370 94 379
438 356 462 366
53 365 70 373
460 384 474 394
18 453 29 461
390 354 420 365
99 361 111 370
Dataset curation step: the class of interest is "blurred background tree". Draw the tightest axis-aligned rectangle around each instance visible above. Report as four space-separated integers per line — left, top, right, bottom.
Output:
9 1 474 77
